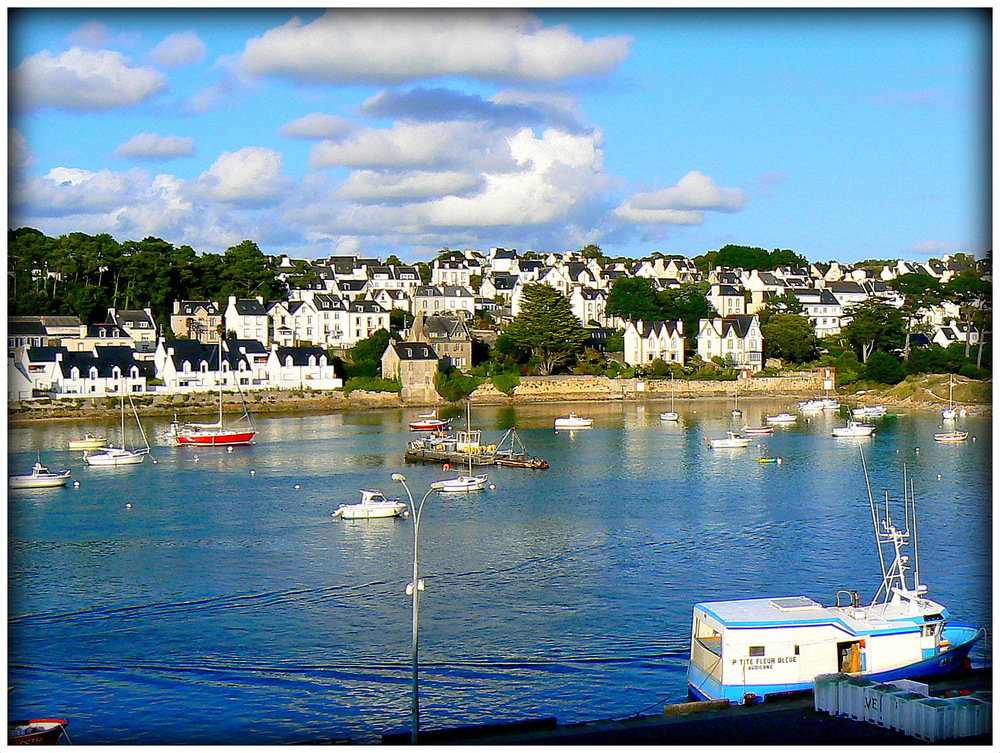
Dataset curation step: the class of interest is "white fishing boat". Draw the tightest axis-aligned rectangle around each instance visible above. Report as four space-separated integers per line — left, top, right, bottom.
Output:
798 399 825 412
941 375 958 420
660 374 679 421
686 459 985 703
67 433 108 450
408 410 452 431
708 431 752 449
554 412 593 430
831 421 875 437
9 460 72 488
933 430 969 443
742 425 773 435
84 389 151 466
331 489 408 519
765 412 797 424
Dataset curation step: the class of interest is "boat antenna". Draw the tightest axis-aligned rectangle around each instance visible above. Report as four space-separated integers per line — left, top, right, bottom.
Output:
910 474 922 594
859 444 888 601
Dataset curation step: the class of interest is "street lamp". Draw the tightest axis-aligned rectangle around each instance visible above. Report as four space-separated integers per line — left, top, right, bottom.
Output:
391 472 439 744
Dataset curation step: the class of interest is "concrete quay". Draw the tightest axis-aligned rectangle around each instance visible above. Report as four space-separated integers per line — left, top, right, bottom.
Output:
378 668 991 745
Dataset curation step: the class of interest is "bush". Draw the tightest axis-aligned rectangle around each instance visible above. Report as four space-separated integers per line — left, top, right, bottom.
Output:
435 368 484 402
491 371 520 395
958 363 989 380
864 351 904 385
342 377 401 395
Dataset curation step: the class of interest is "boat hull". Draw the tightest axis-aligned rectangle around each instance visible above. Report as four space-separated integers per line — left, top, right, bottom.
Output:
176 430 256 446
9 474 71 488
555 420 592 429
687 624 984 703
68 438 107 450
409 420 451 431
335 504 407 519
8 719 68 745
84 450 147 466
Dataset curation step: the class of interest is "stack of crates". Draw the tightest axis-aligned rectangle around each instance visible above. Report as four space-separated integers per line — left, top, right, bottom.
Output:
812 675 992 742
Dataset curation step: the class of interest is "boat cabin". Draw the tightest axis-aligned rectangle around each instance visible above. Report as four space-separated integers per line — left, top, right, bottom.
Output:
687 593 949 702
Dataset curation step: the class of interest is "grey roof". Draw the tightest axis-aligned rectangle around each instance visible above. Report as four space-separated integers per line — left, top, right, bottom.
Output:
827 281 866 293
175 300 220 315
392 342 439 360
25 346 69 363
232 299 268 316
338 279 369 292
85 323 130 338
421 315 472 340
720 315 757 339
638 321 684 338
349 300 387 313
8 320 48 336
40 315 83 327
111 309 154 327
313 294 348 311
275 346 328 366
714 284 742 296
60 347 153 379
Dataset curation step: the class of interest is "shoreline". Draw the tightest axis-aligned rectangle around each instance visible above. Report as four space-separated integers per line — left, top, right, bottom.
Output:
7 388 990 425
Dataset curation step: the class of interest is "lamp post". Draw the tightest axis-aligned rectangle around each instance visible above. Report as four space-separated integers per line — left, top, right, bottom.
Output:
391 473 439 745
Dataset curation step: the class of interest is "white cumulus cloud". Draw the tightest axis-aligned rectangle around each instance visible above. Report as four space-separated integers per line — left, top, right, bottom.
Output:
116 133 196 160
9 129 35 176
614 171 747 225
150 30 207 68
280 113 355 140
192 147 289 206
338 170 484 203
239 9 631 85
11 47 167 112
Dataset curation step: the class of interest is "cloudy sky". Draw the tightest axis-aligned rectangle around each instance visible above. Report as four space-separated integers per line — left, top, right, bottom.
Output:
8 8 989 263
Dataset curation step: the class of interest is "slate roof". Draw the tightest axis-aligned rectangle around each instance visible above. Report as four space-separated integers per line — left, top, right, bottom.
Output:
338 279 369 292
232 299 268 316
421 315 471 340
313 293 348 311
84 324 130 338
275 346 328 366
25 346 69 363
60 348 153 379
349 300 387 313
111 309 154 328
391 342 439 360
714 284 742 296
637 321 684 338
8 320 48 336
175 300 220 316
719 315 758 339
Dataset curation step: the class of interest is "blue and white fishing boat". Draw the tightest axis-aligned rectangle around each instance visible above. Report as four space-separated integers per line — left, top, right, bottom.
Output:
686 459 984 703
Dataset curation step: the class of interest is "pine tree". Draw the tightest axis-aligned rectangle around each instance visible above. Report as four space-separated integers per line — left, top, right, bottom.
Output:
503 284 588 375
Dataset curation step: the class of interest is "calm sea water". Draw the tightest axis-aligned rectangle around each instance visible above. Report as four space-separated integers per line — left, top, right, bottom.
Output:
7 399 992 744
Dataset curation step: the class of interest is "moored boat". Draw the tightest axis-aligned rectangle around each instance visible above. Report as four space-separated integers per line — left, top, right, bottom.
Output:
84 389 151 467
9 461 71 489
765 412 797 424
67 433 108 450
743 425 773 435
8 718 68 745
431 473 489 493
554 412 593 430
831 421 875 437
686 459 985 703
332 489 408 519
708 431 752 449
408 411 452 431
174 342 257 446
659 411 679 421
851 405 887 419
933 430 969 442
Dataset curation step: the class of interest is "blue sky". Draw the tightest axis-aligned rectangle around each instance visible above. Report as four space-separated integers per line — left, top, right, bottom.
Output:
8 8 990 264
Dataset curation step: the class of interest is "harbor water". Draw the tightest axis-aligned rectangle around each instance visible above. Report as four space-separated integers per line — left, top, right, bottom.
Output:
7 399 992 744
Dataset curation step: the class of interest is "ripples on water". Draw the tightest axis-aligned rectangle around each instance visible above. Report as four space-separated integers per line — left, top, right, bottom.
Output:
7 402 991 743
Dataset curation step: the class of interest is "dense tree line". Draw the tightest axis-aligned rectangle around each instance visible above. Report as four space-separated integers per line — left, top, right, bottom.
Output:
9 228 286 326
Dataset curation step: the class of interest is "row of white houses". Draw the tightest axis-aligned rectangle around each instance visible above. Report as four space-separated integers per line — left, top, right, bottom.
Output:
9 338 342 400
623 315 765 372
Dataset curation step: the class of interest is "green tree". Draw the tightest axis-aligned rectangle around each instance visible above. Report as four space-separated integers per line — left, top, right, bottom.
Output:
434 368 484 402
714 244 771 271
841 299 905 363
886 273 943 360
345 328 397 378
606 276 661 322
384 254 403 267
943 273 991 358
219 240 287 301
389 307 413 332
656 283 717 348
503 284 588 375
768 248 808 269
756 291 803 327
865 351 904 385
761 313 819 364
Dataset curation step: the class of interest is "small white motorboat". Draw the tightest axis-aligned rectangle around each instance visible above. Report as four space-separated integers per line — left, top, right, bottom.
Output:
765 412 797 424
9 461 72 488
431 473 489 493
831 421 875 437
409 411 452 431
933 430 969 442
332 489 408 519
68 433 108 450
708 431 752 449
851 405 887 419
554 412 593 430
743 425 773 435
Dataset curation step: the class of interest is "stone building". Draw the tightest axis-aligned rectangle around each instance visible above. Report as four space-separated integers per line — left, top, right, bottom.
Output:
381 341 441 403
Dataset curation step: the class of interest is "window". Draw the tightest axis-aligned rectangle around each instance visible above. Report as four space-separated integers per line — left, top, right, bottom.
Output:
749 646 765 657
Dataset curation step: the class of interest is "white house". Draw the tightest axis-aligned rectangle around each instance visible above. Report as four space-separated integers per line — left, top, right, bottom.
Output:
347 300 390 344
225 296 269 344
431 259 474 288
569 287 609 327
708 284 747 317
266 345 342 389
623 320 686 367
696 315 764 372
412 285 475 317
789 288 843 338
8 355 34 400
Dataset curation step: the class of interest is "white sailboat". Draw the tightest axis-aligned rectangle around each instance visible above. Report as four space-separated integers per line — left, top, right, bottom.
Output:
731 382 742 418
941 374 958 420
84 387 151 466
432 401 490 492
660 374 679 421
